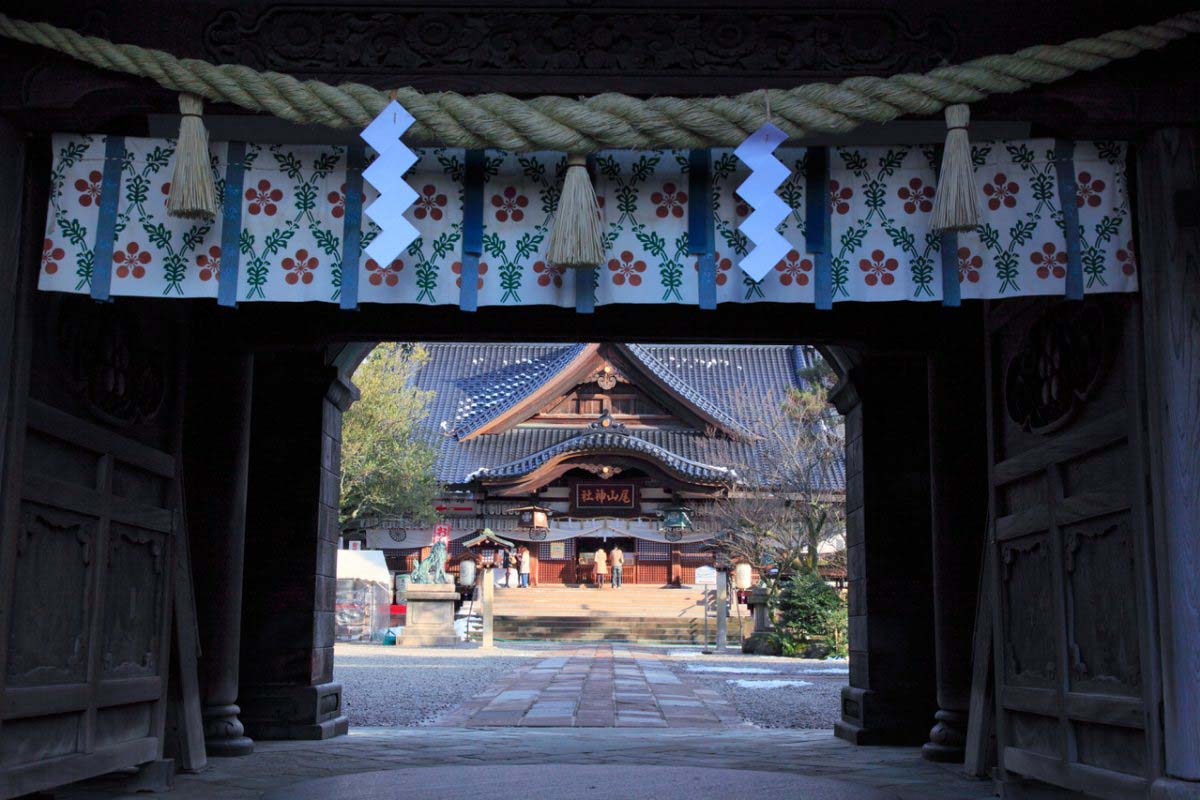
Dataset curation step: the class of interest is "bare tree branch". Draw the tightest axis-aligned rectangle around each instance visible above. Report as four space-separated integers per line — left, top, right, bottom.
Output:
694 354 844 598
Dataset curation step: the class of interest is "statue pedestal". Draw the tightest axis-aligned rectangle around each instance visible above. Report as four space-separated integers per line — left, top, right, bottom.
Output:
400 584 460 647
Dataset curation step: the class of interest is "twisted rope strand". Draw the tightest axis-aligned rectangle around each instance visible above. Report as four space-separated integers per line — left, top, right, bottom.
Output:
2 10 1198 150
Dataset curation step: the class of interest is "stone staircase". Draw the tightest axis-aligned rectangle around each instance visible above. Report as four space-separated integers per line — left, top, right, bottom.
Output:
485 587 753 644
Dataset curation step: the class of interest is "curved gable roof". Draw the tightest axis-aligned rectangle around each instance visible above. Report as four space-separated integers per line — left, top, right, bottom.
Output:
467 430 736 485
448 342 755 441
411 342 843 492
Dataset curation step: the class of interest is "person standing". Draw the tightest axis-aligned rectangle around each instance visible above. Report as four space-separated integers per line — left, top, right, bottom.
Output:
610 545 624 589
593 547 608 589
518 546 532 588
506 548 519 590
493 551 507 588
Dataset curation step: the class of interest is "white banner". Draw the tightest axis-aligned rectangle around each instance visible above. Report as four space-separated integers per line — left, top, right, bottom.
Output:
39 134 1137 306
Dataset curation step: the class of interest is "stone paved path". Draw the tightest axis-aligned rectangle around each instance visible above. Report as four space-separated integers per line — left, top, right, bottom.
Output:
55 728 996 800
434 645 733 727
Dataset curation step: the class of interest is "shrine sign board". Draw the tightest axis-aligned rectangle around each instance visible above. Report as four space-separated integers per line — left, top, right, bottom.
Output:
572 482 638 514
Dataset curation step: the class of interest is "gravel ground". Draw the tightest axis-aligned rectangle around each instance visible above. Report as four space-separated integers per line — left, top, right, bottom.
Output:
659 646 847 729
334 642 547 726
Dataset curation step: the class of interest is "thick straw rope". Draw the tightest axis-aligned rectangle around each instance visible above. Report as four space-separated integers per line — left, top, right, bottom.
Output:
1 11 1197 150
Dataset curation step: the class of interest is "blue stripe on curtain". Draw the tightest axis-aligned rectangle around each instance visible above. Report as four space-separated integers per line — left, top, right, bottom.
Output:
940 231 961 307
574 267 596 314
806 147 833 310
688 149 717 310
459 149 485 312
89 135 126 301
338 144 366 310
1054 140 1084 300
931 143 961 307
217 141 247 307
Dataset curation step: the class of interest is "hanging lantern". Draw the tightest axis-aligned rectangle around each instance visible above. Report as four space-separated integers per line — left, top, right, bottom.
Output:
511 504 552 533
734 562 754 590
658 502 693 532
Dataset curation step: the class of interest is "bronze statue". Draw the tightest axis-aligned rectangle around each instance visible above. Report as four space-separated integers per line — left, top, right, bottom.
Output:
409 540 449 584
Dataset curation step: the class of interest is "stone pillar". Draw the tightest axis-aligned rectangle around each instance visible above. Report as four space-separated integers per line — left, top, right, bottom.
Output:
715 568 728 650
833 354 937 746
237 350 350 741
741 586 773 653
1137 129 1200 800
922 322 988 763
184 345 255 757
748 587 772 633
480 567 494 648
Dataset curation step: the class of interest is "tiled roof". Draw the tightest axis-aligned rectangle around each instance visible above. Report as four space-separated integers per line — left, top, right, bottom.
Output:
412 342 844 491
446 343 589 438
468 430 735 483
623 344 750 438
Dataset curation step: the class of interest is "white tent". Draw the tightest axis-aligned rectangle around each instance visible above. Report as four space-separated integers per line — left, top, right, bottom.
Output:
336 550 393 643
336 549 391 584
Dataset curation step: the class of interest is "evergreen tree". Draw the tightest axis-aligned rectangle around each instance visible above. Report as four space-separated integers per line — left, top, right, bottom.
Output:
340 343 442 526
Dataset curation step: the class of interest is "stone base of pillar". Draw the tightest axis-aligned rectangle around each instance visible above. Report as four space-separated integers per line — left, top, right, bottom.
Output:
1152 778 1200 800
399 584 462 647
833 686 931 746
240 682 349 741
921 708 968 763
996 776 1089 799
201 703 255 757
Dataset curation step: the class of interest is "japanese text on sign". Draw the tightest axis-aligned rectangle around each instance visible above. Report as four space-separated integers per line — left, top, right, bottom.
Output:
573 483 637 510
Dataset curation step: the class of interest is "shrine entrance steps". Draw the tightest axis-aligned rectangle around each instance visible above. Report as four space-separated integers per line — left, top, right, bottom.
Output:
493 616 755 644
485 587 754 644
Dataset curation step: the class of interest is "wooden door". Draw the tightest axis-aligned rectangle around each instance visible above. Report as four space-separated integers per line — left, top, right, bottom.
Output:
985 297 1161 798
535 540 576 584
0 297 181 799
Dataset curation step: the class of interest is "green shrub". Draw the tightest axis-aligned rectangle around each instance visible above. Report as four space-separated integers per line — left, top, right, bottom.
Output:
772 571 846 658
828 603 849 658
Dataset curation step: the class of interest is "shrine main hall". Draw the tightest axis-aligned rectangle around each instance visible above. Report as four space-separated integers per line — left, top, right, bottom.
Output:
340 342 844 587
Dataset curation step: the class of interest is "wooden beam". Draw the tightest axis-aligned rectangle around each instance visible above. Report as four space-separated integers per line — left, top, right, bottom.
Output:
963 545 994 778
169 478 206 772
1136 127 1200 786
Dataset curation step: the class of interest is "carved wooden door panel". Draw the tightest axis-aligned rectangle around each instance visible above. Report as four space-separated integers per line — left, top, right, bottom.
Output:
0 299 179 799
986 297 1161 798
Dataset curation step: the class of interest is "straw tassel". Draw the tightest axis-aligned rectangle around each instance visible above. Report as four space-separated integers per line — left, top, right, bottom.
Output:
547 154 605 268
931 104 981 233
166 93 218 220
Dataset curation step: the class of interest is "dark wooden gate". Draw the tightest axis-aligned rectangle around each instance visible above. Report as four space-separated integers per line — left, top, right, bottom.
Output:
985 297 1162 797
0 297 181 799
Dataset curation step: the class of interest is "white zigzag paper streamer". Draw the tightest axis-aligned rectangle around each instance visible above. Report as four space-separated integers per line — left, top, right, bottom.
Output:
734 123 791 282
361 100 419 266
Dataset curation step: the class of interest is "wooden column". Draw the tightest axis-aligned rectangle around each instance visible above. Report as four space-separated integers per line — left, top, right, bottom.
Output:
238 349 350 741
669 544 682 586
921 319 988 763
0 119 24 519
833 354 937 746
184 345 255 757
1137 128 1200 798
